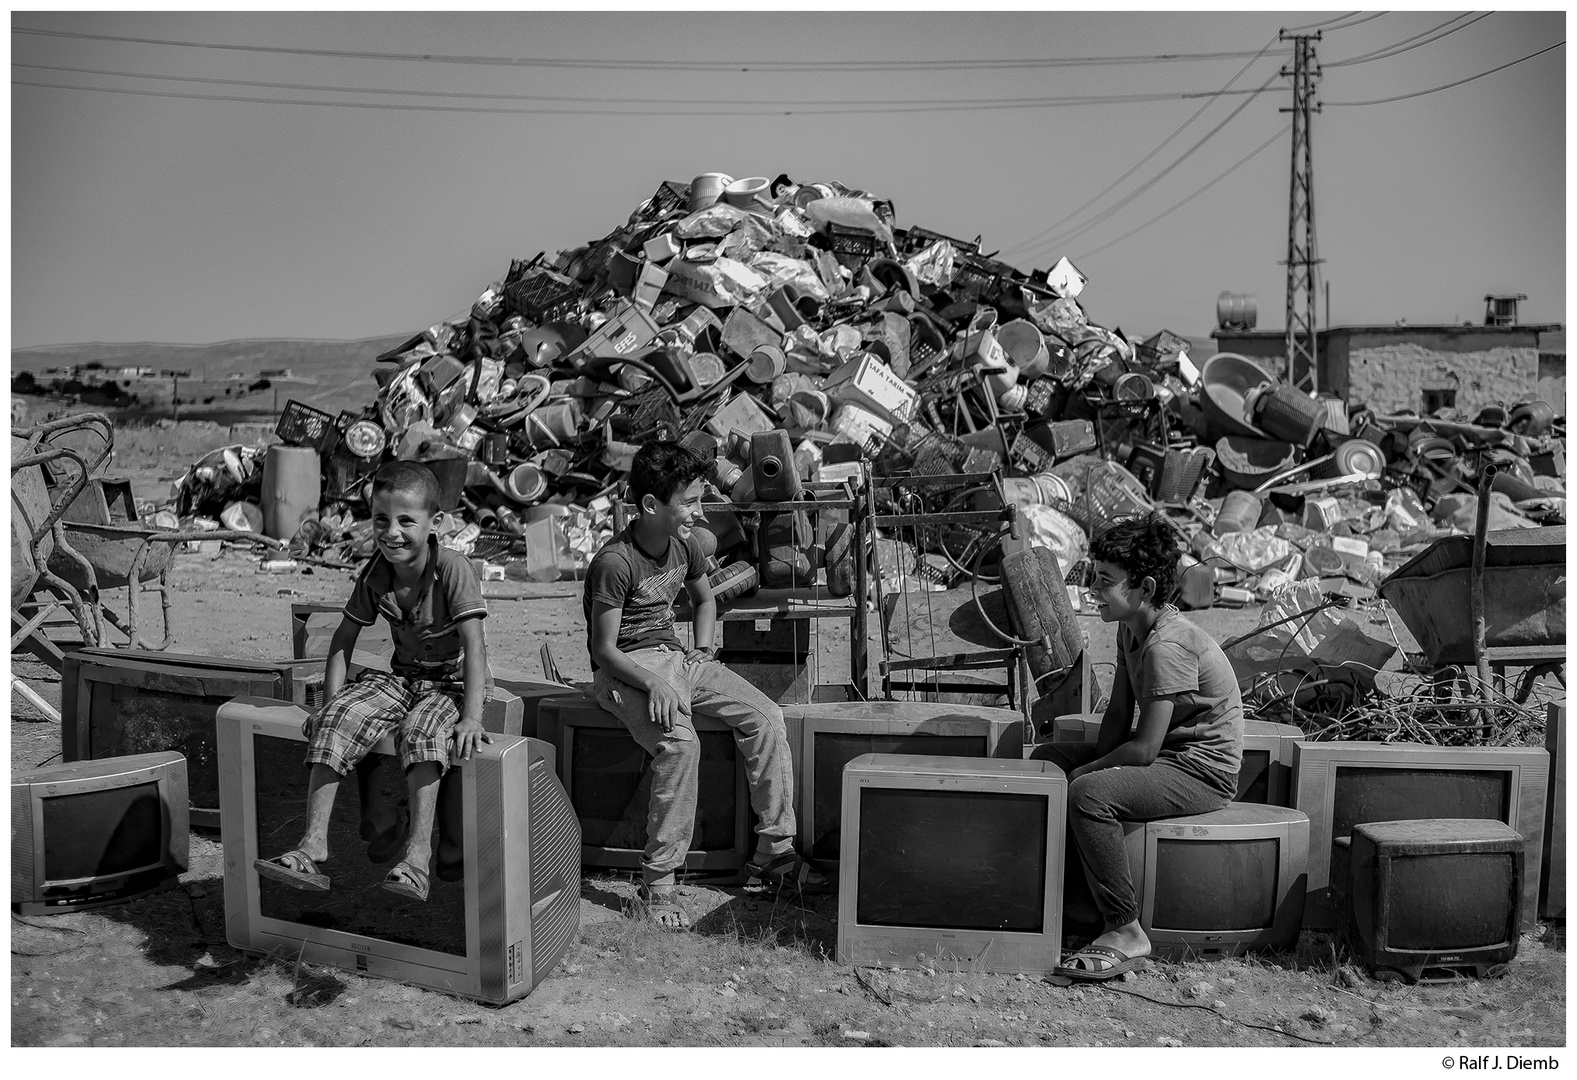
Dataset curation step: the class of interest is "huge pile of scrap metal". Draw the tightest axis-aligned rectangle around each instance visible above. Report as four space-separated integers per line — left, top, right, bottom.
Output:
163 171 1564 602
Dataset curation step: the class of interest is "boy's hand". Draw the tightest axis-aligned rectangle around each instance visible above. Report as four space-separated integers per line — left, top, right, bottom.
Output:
645 679 686 733
451 716 492 761
683 646 717 665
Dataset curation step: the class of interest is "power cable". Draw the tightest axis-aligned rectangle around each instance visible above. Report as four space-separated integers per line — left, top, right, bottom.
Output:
1326 12 1491 67
1299 12 1389 34
7 77 1289 116
2 61 1285 110
11 26 1288 72
1070 122 1291 261
1011 68 1283 263
1285 11 1360 33
999 36 1281 258
1326 39 1563 105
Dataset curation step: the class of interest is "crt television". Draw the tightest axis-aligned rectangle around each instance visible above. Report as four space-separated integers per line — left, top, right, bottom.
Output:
216 697 580 1005
62 648 308 828
1053 716 1299 807
12 751 190 915
787 700 1026 872
1541 702 1565 920
1347 818 1523 983
837 754 1067 975
1291 740 1549 930
1121 803 1308 960
538 694 755 874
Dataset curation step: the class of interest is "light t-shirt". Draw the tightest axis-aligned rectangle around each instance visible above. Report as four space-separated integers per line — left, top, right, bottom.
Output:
1115 604 1244 779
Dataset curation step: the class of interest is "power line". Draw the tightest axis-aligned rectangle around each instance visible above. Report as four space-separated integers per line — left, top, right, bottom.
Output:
7 77 1291 116
1326 12 1491 67
11 26 1290 72
1012 68 1284 263
1305 12 1390 34
1285 12 1360 33
1326 39 1564 105
1071 123 1292 261
999 37 1282 258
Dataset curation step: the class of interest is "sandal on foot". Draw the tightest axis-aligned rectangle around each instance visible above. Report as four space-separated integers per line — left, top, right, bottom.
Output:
381 860 430 902
634 884 692 931
364 806 411 865
1055 945 1148 982
254 849 330 892
744 851 832 894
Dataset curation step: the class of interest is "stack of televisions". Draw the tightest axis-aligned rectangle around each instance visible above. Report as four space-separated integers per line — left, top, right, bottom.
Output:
14 618 1564 1000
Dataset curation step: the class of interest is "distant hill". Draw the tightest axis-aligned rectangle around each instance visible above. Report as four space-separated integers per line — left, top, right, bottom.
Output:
11 335 413 376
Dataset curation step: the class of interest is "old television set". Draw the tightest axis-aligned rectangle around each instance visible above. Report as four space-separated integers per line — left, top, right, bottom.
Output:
1347 818 1524 983
12 751 190 914
1121 803 1308 959
538 694 754 874
1054 716 1298 807
216 697 580 1006
490 667 583 741
1292 740 1549 930
1541 702 1565 919
837 754 1067 974
62 648 309 828
789 700 1026 872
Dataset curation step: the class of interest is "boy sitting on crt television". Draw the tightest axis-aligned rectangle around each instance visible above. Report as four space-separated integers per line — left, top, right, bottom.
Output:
584 439 828 929
254 460 491 904
1031 514 1243 981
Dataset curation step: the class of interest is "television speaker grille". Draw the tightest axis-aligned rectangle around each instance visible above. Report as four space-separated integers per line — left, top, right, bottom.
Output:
529 756 581 987
477 766 507 1000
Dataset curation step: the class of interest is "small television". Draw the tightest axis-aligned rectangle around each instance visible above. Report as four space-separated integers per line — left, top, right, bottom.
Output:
12 751 190 915
216 697 580 1005
1291 740 1549 930
62 648 308 828
537 694 755 873
788 700 1026 873
837 754 1067 974
1121 803 1308 960
1347 818 1523 983
490 667 584 741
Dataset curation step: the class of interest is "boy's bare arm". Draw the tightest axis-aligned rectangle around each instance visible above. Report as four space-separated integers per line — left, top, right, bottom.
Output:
1076 694 1177 779
684 573 717 660
589 600 685 731
322 617 364 702
1094 663 1134 757
452 616 491 760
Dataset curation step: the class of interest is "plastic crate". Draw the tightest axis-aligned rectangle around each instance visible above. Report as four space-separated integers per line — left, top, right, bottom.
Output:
646 180 690 217
951 254 1016 300
1156 445 1215 503
828 225 885 259
275 400 338 456
1255 386 1324 447
898 225 981 259
503 269 580 323
1094 399 1166 457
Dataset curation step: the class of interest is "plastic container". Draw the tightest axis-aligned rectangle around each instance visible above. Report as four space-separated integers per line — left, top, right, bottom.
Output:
505 463 547 504
723 176 771 209
1213 490 1262 537
1198 352 1275 440
688 172 735 212
1214 435 1301 490
261 445 321 542
1254 385 1325 447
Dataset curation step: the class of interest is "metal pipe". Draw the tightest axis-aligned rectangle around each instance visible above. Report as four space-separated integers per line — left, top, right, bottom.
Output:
1470 463 1498 699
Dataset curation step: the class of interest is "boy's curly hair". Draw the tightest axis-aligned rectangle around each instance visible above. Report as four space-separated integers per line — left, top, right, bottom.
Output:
1089 513 1184 603
628 439 709 510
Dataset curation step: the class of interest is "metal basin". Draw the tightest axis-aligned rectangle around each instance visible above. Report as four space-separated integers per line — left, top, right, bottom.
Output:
48 523 175 591
1199 352 1275 440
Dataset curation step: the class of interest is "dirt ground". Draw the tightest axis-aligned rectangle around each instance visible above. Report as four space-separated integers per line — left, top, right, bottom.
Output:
9 419 1567 1051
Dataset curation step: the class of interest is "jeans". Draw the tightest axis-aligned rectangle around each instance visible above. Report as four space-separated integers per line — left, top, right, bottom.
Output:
1031 742 1236 926
591 646 796 885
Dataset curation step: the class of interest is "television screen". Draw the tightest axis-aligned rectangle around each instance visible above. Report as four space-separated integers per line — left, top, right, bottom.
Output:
812 732 987 860
1331 767 1511 841
568 726 743 853
855 787 1048 933
42 782 164 882
1236 749 1273 804
1386 852 1515 951
253 734 465 956
1151 836 1279 931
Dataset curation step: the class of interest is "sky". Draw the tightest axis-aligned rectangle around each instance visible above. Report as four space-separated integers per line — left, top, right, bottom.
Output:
9 6 1568 350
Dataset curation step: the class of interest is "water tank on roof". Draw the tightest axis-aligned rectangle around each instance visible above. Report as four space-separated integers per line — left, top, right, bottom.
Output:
1216 292 1257 331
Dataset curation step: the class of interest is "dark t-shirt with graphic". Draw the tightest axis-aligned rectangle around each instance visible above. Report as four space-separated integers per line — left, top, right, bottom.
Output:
582 527 707 671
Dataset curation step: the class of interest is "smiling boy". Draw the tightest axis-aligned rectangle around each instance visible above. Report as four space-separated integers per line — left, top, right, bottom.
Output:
1031 514 1242 980
584 440 826 929
254 460 490 903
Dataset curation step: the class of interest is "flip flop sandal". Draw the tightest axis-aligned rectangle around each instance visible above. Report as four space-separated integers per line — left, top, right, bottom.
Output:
254 849 331 892
1054 945 1149 982
381 860 431 903
364 806 411 865
744 852 833 894
634 885 692 931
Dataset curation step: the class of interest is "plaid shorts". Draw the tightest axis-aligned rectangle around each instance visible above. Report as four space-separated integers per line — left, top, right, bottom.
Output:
305 667 464 775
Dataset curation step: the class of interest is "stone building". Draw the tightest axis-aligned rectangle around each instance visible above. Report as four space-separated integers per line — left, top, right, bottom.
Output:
1211 322 1563 416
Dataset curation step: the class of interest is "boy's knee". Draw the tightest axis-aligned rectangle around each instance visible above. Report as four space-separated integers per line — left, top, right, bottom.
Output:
654 734 702 766
1067 774 1119 820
